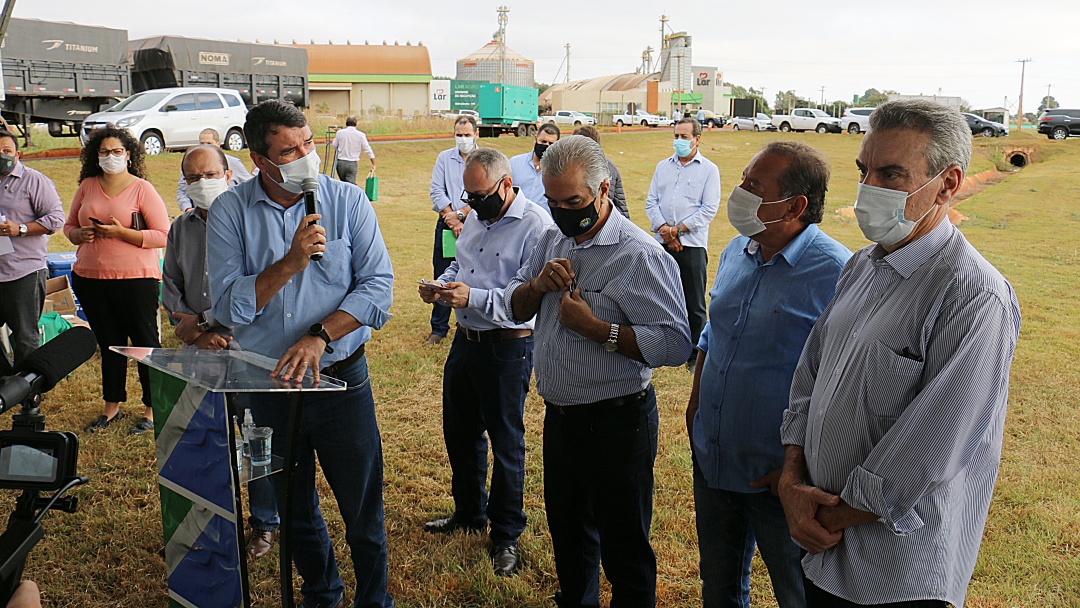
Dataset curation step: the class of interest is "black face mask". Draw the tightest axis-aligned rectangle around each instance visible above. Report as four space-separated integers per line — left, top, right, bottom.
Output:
463 176 507 221
551 194 601 238
533 142 549 161
0 154 15 176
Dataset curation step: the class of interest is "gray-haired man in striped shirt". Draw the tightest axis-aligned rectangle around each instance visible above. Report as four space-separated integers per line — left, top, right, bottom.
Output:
778 100 1021 608
505 135 692 608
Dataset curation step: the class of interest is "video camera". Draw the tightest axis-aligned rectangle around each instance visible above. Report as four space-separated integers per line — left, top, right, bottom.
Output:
0 327 97 605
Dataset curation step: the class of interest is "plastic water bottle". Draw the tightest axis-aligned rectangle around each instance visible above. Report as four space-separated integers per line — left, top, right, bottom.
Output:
242 409 255 458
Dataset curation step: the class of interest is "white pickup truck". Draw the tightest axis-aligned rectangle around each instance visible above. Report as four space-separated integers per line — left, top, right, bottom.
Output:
771 108 842 133
540 110 596 126
613 110 673 128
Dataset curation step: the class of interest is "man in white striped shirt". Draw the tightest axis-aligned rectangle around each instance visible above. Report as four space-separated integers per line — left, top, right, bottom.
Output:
778 100 1021 608
505 135 692 608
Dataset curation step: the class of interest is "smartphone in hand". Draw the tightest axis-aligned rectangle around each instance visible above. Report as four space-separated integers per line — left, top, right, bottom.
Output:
418 280 452 291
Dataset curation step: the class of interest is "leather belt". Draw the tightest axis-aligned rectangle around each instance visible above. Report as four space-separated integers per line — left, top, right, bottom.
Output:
545 389 649 416
320 344 365 376
457 325 532 343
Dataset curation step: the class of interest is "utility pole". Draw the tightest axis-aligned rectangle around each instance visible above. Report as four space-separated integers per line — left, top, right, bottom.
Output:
1017 58 1031 131
1046 83 1052 110
657 15 668 72
819 86 826 110
496 6 509 84
565 43 571 83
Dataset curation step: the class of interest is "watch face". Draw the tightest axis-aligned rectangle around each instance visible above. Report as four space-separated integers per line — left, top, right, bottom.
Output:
309 323 323 336
603 342 618 352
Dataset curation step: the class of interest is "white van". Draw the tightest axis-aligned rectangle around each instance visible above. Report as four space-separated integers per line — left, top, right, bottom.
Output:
81 87 247 155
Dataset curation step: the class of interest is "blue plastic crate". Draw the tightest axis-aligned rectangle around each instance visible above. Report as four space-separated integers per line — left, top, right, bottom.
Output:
45 252 86 321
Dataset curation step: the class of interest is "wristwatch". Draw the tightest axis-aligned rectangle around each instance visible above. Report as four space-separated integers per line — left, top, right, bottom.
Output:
456 211 466 222
308 323 335 354
677 225 687 237
17 223 27 236
603 323 620 353
196 311 211 331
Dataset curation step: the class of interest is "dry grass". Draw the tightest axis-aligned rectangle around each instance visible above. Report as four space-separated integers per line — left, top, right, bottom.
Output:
14 129 1080 607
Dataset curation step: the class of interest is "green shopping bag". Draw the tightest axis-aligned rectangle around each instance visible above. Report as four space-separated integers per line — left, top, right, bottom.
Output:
365 170 379 202
37 312 73 345
441 229 457 258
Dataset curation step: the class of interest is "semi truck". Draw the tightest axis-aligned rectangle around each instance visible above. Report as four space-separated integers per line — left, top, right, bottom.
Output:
0 18 131 144
129 36 309 108
476 83 539 138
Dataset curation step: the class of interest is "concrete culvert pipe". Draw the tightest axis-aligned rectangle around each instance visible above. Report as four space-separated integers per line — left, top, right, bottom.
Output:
1008 152 1029 168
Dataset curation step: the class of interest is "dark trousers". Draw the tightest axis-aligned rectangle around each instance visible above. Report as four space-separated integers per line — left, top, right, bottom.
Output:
252 357 392 608
667 246 708 357
0 268 46 365
71 273 160 406
335 159 359 184
442 332 531 545
543 387 659 608
804 580 948 608
429 218 454 336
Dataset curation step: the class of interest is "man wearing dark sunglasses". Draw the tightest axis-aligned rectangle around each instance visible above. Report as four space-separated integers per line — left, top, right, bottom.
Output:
418 148 552 577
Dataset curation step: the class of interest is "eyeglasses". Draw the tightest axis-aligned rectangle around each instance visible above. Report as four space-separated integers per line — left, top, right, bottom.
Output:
460 175 507 205
183 170 225 184
97 148 127 157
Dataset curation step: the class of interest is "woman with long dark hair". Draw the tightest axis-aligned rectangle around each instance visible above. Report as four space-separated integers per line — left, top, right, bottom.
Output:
63 126 169 435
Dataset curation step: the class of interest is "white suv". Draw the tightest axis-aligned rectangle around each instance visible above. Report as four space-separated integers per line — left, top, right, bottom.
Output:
841 107 875 134
81 87 248 155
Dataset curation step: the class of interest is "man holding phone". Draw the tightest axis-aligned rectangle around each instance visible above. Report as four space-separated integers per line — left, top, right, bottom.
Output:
417 148 551 576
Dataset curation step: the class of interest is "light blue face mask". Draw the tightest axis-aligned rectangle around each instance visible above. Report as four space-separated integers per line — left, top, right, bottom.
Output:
673 138 693 157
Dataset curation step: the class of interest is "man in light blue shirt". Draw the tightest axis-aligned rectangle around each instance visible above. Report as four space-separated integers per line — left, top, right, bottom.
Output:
644 118 720 371
207 100 394 608
509 122 560 212
418 148 552 577
426 115 480 345
779 100 1021 608
687 141 851 608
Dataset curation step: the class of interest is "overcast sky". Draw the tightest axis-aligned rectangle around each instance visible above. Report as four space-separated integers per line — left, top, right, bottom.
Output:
16 0 1079 114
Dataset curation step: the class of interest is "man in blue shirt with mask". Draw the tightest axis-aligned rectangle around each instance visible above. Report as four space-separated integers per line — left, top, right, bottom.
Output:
207 100 394 608
687 141 850 608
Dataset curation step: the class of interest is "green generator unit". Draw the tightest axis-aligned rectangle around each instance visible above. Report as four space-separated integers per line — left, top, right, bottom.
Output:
476 83 539 138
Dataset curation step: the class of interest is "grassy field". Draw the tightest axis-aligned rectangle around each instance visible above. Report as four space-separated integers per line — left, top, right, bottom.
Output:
12 128 1079 607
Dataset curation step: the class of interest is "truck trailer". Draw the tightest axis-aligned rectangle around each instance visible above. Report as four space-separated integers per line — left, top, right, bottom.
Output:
130 36 308 108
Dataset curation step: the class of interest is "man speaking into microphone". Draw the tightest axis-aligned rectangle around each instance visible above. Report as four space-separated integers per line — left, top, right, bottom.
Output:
207 100 395 608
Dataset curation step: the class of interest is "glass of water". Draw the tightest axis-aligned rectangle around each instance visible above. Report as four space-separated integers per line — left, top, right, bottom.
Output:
249 426 273 466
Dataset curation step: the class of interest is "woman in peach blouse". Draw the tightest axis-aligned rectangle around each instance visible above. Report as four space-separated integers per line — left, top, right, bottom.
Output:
64 126 169 436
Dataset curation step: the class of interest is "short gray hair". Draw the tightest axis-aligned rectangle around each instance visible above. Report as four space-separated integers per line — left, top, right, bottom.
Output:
464 147 511 182
869 100 971 177
540 135 610 195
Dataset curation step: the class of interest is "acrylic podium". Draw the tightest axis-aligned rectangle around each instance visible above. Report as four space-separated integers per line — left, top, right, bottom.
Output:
112 347 345 608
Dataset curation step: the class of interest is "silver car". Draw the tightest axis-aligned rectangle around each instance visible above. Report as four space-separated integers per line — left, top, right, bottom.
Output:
730 113 774 132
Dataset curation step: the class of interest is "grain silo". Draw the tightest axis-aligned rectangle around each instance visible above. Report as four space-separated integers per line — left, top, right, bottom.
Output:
454 6 534 88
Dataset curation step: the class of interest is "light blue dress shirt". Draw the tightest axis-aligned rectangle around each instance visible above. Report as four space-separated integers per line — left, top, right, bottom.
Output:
508 152 548 214
693 224 850 492
437 190 553 331
644 152 721 249
206 174 393 368
430 147 469 213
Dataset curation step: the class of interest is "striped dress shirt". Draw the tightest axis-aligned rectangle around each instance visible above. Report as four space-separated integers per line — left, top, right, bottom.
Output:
437 190 553 331
505 210 692 406
780 219 1021 606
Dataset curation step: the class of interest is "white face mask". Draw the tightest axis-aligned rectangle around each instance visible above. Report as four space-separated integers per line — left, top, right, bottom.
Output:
187 177 230 210
267 149 320 194
854 166 947 246
455 135 475 154
726 186 794 238
98 153 128 175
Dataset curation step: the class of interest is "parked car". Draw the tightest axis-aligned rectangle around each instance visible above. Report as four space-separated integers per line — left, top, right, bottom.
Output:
841 107 875 134
695 109 726 128
962 113 1008 137
771 108 842 133
1037 109 1080 140
613 110 669 127
730 113 775 132
81 87 247 155
540 110 596 126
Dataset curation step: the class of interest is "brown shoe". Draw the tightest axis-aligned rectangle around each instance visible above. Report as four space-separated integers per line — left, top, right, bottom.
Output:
246 530 277 559
423 333 445 345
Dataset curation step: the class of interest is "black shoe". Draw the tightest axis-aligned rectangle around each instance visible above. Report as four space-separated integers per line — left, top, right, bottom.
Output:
423 515 485 535
86 412 125 432
685 358 697 374
492 544 520 576
128 417 154 436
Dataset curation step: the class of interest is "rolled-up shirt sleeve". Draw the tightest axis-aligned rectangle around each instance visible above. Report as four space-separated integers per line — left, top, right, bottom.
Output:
503 231 549 323
623 249 692 367
338 189 393 330
207 190 259 327
840 289 1019 535
431 153 454 212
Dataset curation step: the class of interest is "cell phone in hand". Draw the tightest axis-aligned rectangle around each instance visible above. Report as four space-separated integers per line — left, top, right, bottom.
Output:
418 280 452 291
89 217 105 226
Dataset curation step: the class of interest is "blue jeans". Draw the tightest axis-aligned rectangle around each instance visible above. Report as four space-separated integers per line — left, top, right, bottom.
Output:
693 462 805 608
543 387 659 608
430 218 454 336
441 332 531 545
251 356 392 608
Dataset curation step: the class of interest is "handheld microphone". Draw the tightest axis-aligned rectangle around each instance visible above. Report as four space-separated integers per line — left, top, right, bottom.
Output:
301 177 322 261
0 327 97 413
